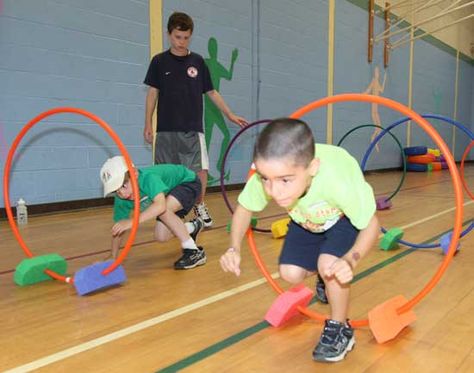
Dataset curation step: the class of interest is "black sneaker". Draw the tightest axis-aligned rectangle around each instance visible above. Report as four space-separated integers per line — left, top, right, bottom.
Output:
312 319 355 362
174 246 207 270
315 274 329 304
193 202 213 228
187 218 204 242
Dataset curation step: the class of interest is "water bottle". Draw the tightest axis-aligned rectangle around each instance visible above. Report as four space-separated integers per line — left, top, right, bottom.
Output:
16 198 28 225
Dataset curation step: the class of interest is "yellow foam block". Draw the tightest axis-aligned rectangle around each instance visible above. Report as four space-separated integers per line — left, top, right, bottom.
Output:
271 218 291 239
427 148 441 157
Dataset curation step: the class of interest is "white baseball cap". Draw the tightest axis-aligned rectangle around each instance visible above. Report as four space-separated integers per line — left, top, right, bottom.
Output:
100 156 132 197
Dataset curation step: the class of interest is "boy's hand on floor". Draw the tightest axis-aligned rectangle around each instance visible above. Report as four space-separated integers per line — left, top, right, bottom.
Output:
220 248 241 276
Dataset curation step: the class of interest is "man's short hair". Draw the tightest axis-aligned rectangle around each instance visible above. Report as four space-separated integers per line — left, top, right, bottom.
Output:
167 12 194 34
253 118 315 167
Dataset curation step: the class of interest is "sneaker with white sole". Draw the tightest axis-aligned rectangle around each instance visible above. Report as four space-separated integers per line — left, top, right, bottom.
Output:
312 319 355 362
174 246 207 270
193 202 213 228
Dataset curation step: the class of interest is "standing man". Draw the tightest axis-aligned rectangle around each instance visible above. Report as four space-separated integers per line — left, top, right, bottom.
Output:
144 12 248 228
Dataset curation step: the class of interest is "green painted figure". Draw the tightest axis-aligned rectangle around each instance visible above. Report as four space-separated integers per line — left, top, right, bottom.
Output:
204 37 244 184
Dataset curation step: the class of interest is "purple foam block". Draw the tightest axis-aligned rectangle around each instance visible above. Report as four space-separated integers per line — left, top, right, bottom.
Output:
74 260 126 296
376 196 392 210
440 232 460 255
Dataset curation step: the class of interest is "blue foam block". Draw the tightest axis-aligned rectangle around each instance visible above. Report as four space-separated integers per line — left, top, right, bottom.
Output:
440 232 460 255
404 146 427 156
406 163 430 172
74 260 126 296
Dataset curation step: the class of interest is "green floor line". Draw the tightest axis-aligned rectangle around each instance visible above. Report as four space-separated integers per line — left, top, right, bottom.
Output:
157 220 472 373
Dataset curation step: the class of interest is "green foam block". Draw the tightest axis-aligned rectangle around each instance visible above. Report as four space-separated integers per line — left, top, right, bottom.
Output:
226 216 258 233
380 228 404 251
14 254 68 286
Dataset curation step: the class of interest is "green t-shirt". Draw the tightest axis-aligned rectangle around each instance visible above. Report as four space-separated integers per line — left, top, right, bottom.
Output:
238 144 375 232
113 164 196 222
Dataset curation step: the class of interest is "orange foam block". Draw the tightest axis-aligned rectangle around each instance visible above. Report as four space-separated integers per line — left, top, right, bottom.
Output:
264 284 313 327
407 154 436 164
368 295 417 343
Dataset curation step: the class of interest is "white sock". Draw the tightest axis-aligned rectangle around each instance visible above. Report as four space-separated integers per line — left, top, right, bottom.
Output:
181 238 198 250
185 221 194 234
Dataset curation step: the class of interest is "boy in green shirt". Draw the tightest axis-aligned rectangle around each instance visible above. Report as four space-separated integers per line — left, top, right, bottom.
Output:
100 156 206 269
219 118 379 362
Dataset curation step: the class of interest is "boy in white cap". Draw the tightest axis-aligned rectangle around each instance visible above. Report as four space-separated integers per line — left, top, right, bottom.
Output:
100 156 205 269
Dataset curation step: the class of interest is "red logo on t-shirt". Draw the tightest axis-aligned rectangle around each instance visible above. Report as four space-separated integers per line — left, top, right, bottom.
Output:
187 66 198 78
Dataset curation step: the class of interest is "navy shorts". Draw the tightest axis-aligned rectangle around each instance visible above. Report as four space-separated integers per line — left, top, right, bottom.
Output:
161 177 202 219
279 216 359 272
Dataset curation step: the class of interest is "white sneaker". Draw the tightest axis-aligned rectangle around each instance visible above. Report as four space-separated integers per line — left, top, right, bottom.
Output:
193 202 213 228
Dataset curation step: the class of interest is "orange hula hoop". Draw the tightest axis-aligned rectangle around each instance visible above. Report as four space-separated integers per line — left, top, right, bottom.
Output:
246 93 464 327
3 107 140 282
460 140 474 200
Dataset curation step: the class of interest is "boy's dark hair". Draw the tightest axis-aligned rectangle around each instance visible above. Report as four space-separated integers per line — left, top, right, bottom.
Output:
167 12 194 34
254 118 315 167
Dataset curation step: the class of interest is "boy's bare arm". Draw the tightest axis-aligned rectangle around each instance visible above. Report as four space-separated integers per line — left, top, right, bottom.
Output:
220 204 253 276
111 234 122 259
324 214 379 283
144 87 158 143
206 90 248 127
230 204 254 252
343 214 379 270
111 193 166 236
104 234 123 261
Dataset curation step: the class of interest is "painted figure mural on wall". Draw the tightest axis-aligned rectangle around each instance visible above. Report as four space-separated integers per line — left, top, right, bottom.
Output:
363 66 387 152
204 37 240 184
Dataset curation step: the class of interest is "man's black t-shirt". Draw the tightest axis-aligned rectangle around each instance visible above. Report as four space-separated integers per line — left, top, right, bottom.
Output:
144 50 213 133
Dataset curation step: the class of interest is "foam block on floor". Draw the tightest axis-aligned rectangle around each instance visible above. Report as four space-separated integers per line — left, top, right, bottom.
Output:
264 284 313 327
407 154 436 164
74 260 126 296
376 196 392 210
407 163 430 172
271 218 291 239
427 148 441 157
404 146 427 156
14 254 67 286
380 228 404 251
431 162 446 171
368 295 416 343
440 231 460 255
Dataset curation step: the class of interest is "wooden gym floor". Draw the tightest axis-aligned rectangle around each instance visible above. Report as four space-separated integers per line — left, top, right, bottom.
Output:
1 166 473 372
